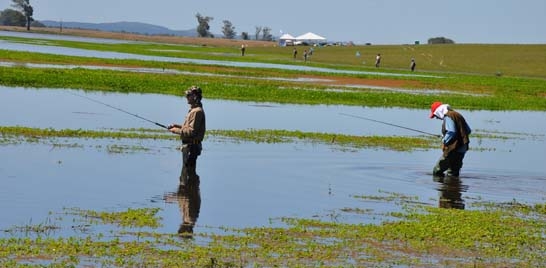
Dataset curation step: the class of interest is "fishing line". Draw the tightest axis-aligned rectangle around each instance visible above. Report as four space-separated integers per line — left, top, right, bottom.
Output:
70 92 169 129
340 112 440 137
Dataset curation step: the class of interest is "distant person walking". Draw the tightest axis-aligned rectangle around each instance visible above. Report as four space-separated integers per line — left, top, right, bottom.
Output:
241 44 246 56
303 49 308 62
375 53 381 67
293 48 298 59
410 58 416 71
429 101 471 177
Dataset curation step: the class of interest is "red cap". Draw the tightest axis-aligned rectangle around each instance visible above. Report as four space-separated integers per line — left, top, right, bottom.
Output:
429 101 442 118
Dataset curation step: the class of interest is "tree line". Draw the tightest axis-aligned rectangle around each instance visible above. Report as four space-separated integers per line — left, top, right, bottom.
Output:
0 0 43 30
1 0 274 41
195 13 272 41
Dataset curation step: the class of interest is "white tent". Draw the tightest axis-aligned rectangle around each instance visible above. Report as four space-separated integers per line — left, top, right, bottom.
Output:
279 33 296 46
295 32 326 42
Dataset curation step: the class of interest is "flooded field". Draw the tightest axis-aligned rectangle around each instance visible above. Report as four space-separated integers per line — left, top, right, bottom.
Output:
1 86 545 238
0 31 438 77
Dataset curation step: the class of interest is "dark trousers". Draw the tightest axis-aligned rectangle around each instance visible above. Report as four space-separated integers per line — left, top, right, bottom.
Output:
433 150 465 177
180 144 201 185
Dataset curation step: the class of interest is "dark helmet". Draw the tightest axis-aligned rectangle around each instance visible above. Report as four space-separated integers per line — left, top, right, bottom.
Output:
185 86 202 101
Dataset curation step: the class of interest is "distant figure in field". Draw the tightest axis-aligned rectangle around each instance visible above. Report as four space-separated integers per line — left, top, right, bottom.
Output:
303 49 308 62
375 53 381 67
410 58 416 71
240 44 246 56
293 47 298 59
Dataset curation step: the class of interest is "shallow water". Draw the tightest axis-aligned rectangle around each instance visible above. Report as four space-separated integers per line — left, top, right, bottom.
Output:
0 87 545 237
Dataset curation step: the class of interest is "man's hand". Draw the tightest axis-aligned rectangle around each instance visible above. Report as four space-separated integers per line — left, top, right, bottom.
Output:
168 123 181 134
168 123 181 129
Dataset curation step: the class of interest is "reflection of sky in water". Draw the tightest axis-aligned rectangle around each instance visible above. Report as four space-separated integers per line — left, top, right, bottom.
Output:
1 86 544 176
0 134 544 236
1 86 544 135
0 86 545 236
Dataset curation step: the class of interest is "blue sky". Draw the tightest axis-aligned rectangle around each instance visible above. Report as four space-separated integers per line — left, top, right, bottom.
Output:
1 0 545 44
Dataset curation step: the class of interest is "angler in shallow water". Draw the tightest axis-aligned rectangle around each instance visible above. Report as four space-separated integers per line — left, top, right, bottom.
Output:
429 101 471 177
168 86 206 186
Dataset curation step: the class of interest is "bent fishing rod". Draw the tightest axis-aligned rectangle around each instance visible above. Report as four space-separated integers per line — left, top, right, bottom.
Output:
70 92 169 129
339 112 441 137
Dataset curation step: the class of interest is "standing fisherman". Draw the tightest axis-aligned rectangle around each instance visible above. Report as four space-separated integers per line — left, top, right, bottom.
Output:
168 86 206 186
429 101 471 177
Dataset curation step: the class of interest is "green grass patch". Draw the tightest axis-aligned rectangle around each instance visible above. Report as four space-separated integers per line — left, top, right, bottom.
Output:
1 196 543 267
1 126 439 152
1 65 545 111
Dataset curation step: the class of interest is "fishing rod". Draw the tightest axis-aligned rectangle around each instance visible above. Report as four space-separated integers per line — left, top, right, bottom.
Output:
339 112 441 137
70 92 169 129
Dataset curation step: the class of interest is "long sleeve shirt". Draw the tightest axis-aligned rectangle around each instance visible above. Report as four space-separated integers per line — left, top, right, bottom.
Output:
175 105 206 143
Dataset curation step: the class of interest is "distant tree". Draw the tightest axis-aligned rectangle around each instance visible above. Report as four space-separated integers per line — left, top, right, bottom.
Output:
222 20 236 39
0 8 26 26
254 26 262 40
261 27 273 41
11 0 33 31
241 32 249 40
428 37 455 44
195 13 214 38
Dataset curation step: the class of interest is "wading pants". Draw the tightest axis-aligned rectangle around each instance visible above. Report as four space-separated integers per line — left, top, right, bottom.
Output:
180 143 201 185
433 150 465 177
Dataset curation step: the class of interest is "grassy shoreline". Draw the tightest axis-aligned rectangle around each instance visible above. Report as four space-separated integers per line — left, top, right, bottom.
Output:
1 30 546 111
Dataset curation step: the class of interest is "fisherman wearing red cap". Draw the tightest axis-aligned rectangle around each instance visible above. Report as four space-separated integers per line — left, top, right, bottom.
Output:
429 101 471 177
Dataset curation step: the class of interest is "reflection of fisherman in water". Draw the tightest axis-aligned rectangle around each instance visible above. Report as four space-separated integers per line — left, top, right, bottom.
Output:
177 176 201 238
434 175 467 209
164 161 202 238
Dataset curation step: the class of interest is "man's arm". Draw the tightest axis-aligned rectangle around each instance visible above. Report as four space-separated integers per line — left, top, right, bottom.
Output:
442 117 457 145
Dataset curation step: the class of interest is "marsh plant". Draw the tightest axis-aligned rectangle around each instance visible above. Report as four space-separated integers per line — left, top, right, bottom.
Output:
0 194 544 267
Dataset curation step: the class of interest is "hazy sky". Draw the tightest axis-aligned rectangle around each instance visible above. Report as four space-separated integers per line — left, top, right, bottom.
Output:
1 0 545 44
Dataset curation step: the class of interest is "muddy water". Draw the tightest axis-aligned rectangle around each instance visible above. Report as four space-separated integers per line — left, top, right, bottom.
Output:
0 87 545 237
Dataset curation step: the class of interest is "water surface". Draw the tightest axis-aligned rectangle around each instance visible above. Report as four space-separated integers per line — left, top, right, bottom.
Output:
1 87 544 237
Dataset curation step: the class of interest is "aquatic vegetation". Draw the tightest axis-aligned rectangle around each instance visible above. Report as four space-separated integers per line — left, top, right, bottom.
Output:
65 207 162 228
0 126 173 140
1 126 439 152
0 195 543 267
210 129 437 151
